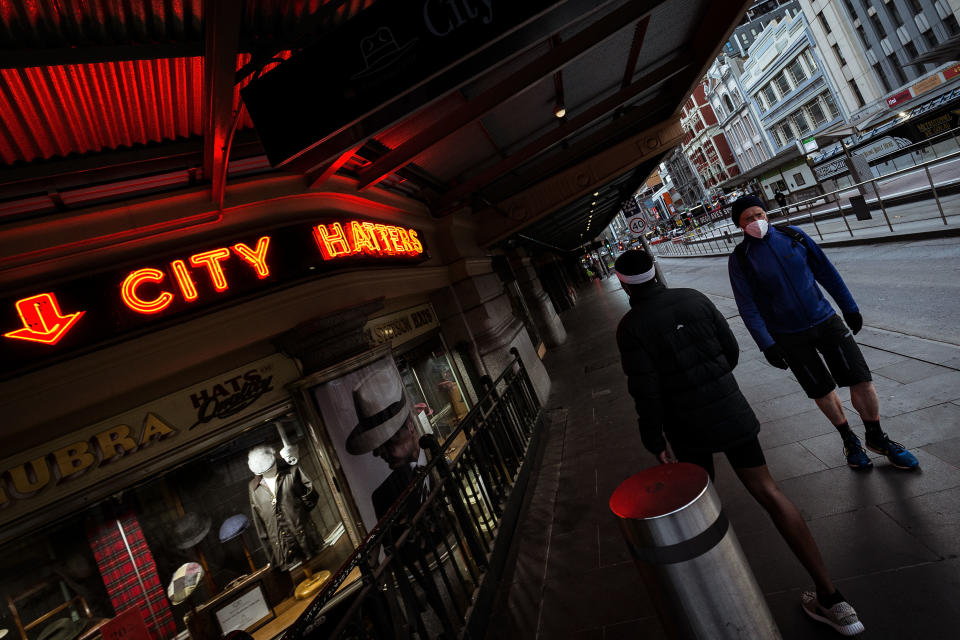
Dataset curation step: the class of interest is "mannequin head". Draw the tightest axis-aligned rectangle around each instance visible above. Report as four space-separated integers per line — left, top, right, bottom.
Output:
248 445 277 476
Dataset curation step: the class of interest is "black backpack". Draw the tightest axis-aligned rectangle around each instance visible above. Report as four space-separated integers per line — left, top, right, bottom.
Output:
733 225 807 294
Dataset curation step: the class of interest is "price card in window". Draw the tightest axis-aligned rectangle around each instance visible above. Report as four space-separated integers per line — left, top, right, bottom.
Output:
215 585 272 634
100 609 151 640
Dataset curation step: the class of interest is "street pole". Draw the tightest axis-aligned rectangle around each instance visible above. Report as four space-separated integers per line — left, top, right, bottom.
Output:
639 233 668 287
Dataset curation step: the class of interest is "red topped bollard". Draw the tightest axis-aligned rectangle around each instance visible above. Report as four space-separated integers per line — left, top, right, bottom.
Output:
610 463 781 639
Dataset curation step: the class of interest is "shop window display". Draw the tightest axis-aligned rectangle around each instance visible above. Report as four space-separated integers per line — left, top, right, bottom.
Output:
0 413 350 640
396 336 471 444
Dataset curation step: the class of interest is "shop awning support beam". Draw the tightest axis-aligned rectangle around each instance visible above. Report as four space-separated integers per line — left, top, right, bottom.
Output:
203 0 243 206
354 1 665 191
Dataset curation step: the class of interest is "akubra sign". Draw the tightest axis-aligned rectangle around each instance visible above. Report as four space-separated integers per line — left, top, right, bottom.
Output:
0 217 428 380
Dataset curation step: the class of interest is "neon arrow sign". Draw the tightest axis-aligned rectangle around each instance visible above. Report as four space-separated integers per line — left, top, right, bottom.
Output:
3 293 85 345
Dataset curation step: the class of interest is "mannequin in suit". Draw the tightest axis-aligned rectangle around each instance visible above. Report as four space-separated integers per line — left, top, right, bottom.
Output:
247 444 319 571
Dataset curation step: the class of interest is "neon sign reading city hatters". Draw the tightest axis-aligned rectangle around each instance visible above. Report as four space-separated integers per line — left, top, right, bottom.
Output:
0 217 427 378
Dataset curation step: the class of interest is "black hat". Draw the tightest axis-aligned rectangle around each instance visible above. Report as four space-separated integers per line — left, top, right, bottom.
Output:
172 512 211 550
731 194 766 227
614 250 656 285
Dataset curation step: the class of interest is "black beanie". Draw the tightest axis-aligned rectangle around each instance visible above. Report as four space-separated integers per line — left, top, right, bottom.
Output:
614 249 655 285
731 194 766 227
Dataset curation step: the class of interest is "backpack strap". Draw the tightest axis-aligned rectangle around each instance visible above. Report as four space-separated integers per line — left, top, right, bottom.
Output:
733 241 760 295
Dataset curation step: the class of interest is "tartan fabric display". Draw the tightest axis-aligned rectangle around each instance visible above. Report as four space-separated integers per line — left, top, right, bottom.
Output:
86 511 177 640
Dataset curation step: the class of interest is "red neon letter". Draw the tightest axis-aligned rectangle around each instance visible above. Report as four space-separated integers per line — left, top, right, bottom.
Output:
348 222 379 256
232 236 272 278
361 222 384 252
3 293 85 345
313 223 352 260
396 228 415 254
408 229 424 255
190 248 231 291
121 268 174 314
170 260 198 301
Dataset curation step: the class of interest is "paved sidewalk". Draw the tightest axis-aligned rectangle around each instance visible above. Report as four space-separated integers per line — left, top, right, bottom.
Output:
487 275 960 639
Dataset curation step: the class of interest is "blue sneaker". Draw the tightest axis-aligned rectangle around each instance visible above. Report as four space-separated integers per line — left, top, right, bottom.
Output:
843 434 872 469
866 433 919 470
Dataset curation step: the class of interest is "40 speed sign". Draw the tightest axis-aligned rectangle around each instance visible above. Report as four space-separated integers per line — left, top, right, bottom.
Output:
627 215 646 235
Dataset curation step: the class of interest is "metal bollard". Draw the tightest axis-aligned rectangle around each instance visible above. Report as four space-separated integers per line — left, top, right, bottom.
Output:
610 463 781 639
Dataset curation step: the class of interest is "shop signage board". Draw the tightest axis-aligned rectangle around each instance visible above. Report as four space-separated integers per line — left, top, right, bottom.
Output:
241 0 561 167
0 217 428 380
886 89 912 108
0 353 300 540
945 63 960 81
363 303 438 347
911 74 942 97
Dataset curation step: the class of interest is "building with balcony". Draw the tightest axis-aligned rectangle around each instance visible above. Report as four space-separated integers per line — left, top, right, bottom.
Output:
740 10 846 195
706 56 774 173
679 80 742 193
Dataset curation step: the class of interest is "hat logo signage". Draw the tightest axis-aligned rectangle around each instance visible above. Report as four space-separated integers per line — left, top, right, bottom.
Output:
188 372 274 430
423 0 494 37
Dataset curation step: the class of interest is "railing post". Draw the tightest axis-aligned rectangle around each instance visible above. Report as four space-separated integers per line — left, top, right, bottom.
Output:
924 165 949 225
835 193 854 238
869 178 894 232
806 201 822 240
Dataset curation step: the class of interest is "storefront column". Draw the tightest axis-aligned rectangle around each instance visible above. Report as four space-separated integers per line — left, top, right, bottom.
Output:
534 253 575 313
430 259 551 405
507 248 567 347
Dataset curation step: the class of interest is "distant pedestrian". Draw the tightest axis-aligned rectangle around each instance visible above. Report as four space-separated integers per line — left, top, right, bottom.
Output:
615 249 863 637
774 190 787 210
728 195 918 475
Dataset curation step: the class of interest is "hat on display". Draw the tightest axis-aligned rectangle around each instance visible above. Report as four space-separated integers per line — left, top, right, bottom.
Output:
218 514 251 543
614 250 656 286
36 618 86 640
167 562 204 606
345 364 409 455
730 194 767 227
172 512 212 550
247 445 277 476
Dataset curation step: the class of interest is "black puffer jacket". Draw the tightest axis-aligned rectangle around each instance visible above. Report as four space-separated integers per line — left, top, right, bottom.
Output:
617 282 759 455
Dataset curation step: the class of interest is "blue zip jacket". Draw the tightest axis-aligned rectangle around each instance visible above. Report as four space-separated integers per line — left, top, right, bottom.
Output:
728 225 859 350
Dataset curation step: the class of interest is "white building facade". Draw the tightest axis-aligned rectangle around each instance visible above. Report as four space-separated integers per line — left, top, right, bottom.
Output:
706 56 774 172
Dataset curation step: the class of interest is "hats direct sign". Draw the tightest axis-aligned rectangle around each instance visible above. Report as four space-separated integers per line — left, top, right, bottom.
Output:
1 217 427 379
0 354 299 541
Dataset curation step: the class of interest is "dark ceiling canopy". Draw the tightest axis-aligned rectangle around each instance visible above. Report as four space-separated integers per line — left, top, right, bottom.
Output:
0 0 750 252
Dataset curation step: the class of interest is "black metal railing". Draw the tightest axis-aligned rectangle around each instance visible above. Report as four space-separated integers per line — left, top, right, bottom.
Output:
284 347 542 640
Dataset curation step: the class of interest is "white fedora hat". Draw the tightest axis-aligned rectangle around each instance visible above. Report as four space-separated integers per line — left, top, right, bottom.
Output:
345 364 409 455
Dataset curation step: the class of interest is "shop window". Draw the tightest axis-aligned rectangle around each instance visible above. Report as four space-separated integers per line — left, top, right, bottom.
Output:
849 80 866 108
874 62 893 92
807 99 827 126
396 334 471 445
774 72 792 97
792 110 811 135
870 13 888 39
818 11 832 33
788 58 807 85
794 172 806 186
887 2 905 26
0 413 350 640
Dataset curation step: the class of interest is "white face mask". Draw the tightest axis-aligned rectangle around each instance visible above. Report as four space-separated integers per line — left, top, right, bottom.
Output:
745 219 769 239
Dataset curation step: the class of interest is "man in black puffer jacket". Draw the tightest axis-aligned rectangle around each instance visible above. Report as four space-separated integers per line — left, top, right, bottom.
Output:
615 249 863 637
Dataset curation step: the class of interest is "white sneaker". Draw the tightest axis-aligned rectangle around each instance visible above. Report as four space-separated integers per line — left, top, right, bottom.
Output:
800 591 865 636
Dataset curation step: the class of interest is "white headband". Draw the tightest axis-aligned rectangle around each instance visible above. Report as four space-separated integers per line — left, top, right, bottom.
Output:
616 265 656 284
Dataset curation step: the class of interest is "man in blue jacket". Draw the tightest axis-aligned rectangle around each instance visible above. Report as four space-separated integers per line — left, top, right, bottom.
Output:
727 195 918 471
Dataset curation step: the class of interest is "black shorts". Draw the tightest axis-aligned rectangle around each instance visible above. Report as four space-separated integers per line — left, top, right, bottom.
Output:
675 436 766 479
774 314 872 399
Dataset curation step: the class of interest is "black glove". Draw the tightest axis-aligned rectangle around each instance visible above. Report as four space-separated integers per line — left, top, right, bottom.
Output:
762 344 790 369
843 311 863 335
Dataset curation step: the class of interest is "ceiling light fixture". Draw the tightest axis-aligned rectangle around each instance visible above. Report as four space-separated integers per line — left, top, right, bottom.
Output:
593 191 599 196
553 102 566 118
